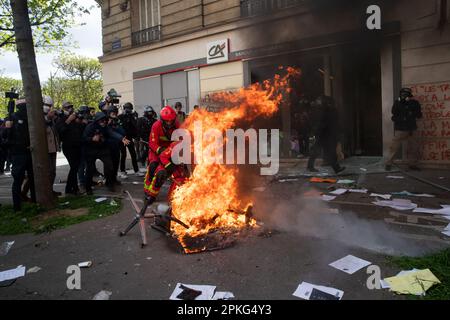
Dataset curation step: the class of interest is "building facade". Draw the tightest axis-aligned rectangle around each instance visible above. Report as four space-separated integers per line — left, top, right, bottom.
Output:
99 0 450 166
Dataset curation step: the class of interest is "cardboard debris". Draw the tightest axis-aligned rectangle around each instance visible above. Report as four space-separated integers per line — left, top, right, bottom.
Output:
329 255 372 275
0 241 15 257
170 283 216 300
373 199 417 211
93 290 112 300
384 269 440 296
310 177 337 184
293 282 344 300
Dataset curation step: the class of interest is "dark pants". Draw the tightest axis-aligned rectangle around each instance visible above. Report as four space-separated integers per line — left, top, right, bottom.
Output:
140 141 149 166
120 141 139 173
298 130 310 156
110 146 120 182
0 146 6 173
78 147 86 187
85 149 114 192
307 137 340 172
48 152 57 188
11 152 35 211
63 145 81 194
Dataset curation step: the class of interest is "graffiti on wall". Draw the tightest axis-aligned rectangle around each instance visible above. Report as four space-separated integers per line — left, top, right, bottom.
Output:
411 82 450 162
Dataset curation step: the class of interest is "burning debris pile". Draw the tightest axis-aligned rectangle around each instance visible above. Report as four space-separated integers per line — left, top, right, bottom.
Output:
171 67 300 253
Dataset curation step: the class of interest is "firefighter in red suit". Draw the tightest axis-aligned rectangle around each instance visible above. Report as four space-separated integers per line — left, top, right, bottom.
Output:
144 141 187 203
146 106 179 183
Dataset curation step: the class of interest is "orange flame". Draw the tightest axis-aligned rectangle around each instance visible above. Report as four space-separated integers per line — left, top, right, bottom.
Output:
170 67 300 250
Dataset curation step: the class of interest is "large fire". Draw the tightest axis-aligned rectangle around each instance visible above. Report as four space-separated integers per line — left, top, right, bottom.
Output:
170 67 300 252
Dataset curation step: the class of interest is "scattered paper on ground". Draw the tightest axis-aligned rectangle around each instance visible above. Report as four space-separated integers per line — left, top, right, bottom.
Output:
78 261 92 268
322 195 337 202
337 180 355 184
387 176 405 179
370 193 392 200
349 189 368 194
93 290 112 300
27 266 41 274
373 199 417 211
310 177 337 184
0 241 15 256
0 266 26 282
293 282 344 300
330 189 348 195
413 205 450 215
95 197 107 203
212 292 235 300
329 255 372 274
391 191 435 198
279 179 299 183
170 283 216 300
384 269 440 296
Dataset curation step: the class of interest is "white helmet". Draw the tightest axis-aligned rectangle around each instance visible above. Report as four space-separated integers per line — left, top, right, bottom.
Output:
43 95 54 107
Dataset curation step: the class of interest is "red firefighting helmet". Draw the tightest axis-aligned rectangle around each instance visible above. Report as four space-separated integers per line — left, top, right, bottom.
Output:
160 106 177 121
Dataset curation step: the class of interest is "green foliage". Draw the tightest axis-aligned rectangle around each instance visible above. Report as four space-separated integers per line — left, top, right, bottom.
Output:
0 195 121 235
0 0 95 51
49 53 103 107
0 74 22 118
388 249 450 300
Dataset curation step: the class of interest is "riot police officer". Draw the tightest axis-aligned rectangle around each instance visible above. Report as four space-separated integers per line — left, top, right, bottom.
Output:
137 105 158 166
118 102 142 177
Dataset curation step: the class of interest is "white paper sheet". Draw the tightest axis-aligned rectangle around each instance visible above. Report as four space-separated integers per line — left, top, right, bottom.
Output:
330 189 348 195
329 255 372 274
95 197 107 203
27 266 41 274
212 292 235 300
170 283 216 300
349 189 368 194
0 266 26 282
293 282 344 300
370 193 392 200
0 241 15 256
337 180 355 184
373 199 417 211
413 205 450 215
322 195 337 202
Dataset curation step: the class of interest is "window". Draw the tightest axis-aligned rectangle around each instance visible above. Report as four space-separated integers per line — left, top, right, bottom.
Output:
139 0 160 30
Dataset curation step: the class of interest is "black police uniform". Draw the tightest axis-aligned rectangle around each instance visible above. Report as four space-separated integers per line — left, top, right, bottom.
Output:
118 109 139 173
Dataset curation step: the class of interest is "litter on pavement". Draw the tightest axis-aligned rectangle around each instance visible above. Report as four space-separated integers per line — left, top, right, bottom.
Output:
391 191 435 198
0 265 26 283
95 197 108 203
384 269 440 296
27 266 42 274
0 241 15 256
386 176 405 179
370 193 392 200
337 180 355 184
293 282 344 300
78 261 93 268
279 179 299 183
92 290 112 300
212 291 235 300
310 177 337 184
413 205 450 215
348 189 368 194
372 199 417 211
322 195 337 202
329 255 372 274
330 189 348 195
170 283 216 300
